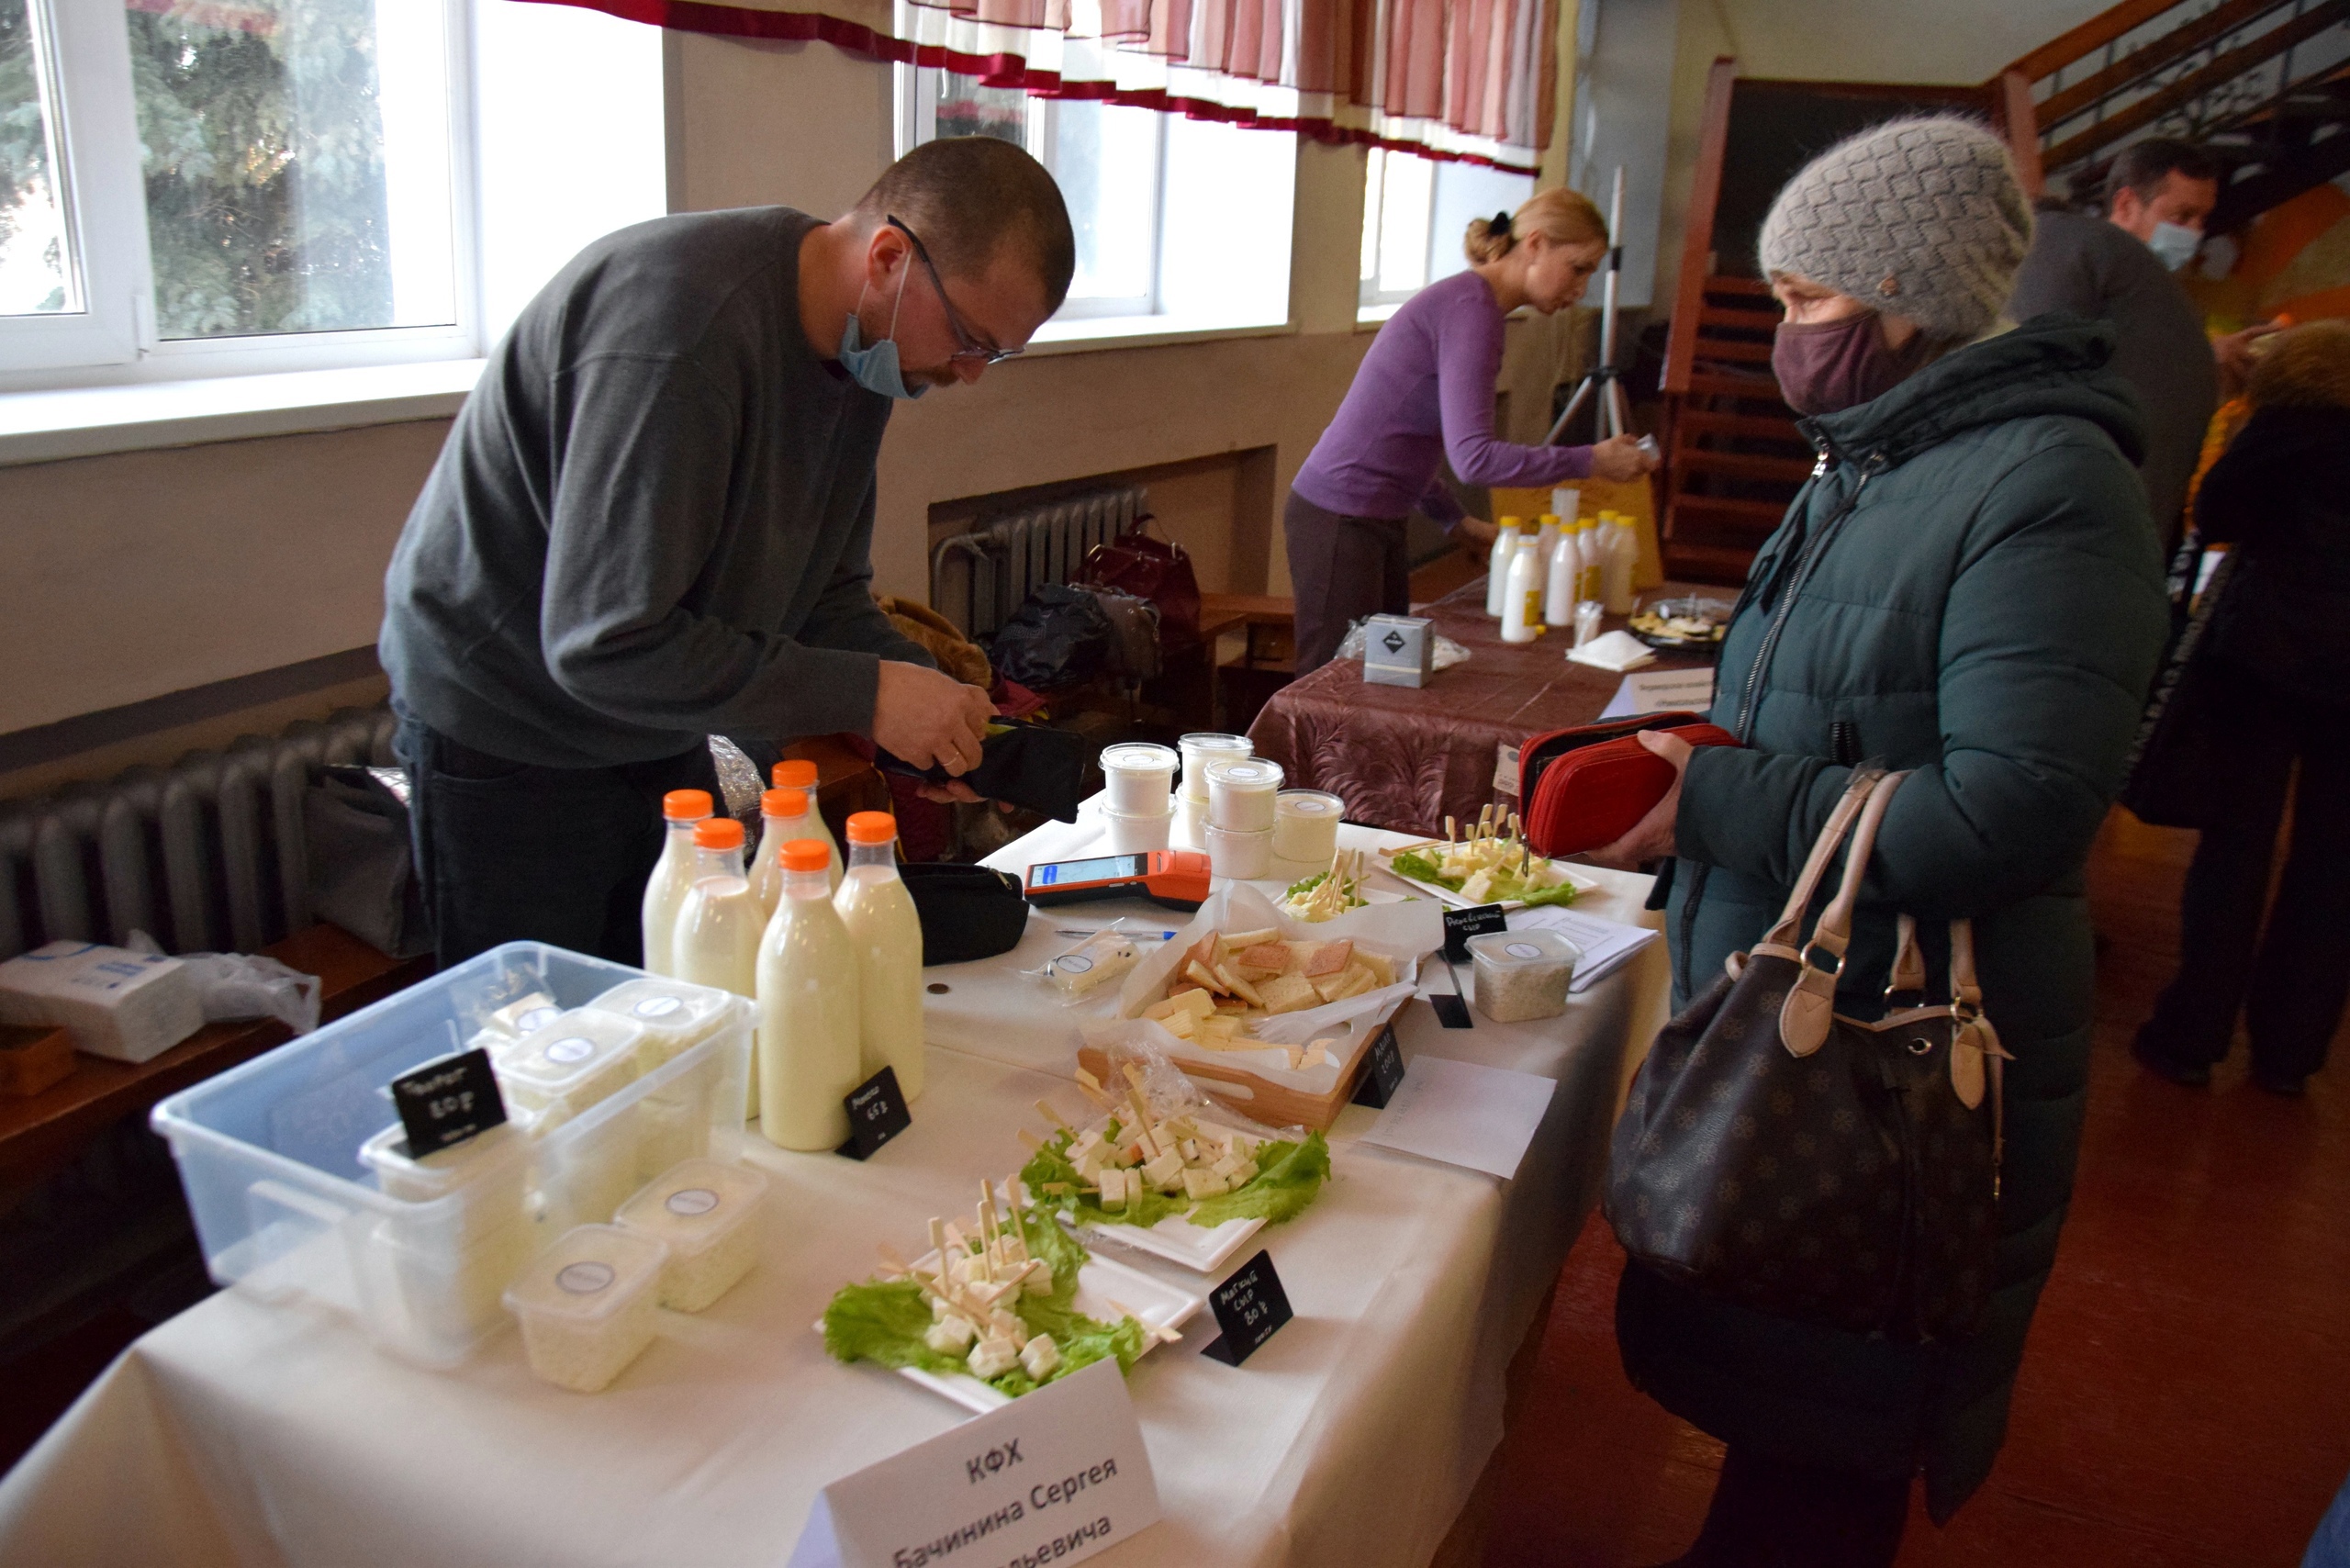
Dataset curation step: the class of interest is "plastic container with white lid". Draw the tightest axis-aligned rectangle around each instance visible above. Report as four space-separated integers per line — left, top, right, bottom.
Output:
505 1224 668 1393
1204 756 1285 831
359 1120 528 1215
1205 823 1275 880
1101 801 1173 854
615 1158 767 1312
1099 743 1178 814
497 1010 644 1126
1271 790 1345 867
358 1121 537 1344
1178 733 1251 802
1466 929 1582 1023
582 978 735 1072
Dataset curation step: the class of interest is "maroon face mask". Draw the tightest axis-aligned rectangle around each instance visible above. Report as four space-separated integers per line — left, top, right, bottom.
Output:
1770 311 1931 416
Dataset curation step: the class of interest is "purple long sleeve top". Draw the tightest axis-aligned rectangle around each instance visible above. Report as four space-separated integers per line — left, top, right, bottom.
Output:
1292 269 1594 528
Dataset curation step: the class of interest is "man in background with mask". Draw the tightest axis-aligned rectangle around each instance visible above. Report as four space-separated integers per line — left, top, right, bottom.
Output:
2009 137 2277 550
379 137 1073 968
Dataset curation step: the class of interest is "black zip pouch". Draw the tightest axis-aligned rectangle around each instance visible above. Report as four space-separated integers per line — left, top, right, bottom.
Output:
899 864 1031 965
878 720 1092 823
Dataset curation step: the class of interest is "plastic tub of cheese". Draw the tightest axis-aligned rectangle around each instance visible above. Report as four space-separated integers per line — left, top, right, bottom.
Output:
496 1010 644 1126
505 1224 668 1393
150 943 751 1368
1466 929 1580 1024
582 979 736 1071
615 1159 767 1312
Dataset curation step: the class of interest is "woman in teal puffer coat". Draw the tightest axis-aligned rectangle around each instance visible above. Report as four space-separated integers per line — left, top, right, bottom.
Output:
1590 119 2171 1564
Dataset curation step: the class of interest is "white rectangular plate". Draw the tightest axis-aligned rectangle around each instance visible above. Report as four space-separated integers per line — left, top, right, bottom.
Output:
1041 1114 1289 1273
1375 846 1596 913
822 1250 1203 1415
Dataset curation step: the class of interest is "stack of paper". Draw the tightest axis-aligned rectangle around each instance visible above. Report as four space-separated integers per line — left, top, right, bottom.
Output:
1505 907 1659 993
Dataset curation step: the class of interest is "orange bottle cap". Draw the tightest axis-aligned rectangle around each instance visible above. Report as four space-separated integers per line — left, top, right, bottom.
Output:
762 787 809 818
663 790 714 821
692 817 745 850
779 838 832 873
845 812 897 846
773 760 819 789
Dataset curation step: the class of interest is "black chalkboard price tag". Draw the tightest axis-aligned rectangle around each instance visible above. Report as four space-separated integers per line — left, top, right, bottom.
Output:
1442 902 1509 963
389 1047 507 1156
1351 1021 1407 1109
838 1065 912 1160
1200 1249 1292 1367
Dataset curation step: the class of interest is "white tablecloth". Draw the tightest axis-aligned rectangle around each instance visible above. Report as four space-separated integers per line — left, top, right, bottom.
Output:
0 819 1665 1568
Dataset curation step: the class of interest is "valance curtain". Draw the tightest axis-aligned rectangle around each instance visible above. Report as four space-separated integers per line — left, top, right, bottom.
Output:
538 0 1558 170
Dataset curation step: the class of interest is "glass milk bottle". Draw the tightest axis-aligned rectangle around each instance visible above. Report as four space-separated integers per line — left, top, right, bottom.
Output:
675 818 761 1004
748 787 822 919
755 839 862 1150
771 760 842 888
832 812 926 1103
1485 517 1523 618
640 789 712 977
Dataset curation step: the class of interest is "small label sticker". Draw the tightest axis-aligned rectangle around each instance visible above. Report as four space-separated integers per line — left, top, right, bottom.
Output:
1058 954 1095 974
1493 744 1520 798
1504 941 1545 959
666 1187 721 1217
556 1261 617 1295
388 1047 507 1156
515 1005 560 1034
633 995 683 1019
1201 1249 1292 1368
544 1036 595 1065
1443 903 1509 963
1351 1022 1406 1109
838 1065 912 1160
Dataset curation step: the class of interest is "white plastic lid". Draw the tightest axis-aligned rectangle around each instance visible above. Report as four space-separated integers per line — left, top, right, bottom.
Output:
1466 929 1582 969
1204 757 1284 792
1274 790 1344 819
1203 823 1274 846
505 1224 666 1325
498 1009 644 1096
581 979 733 1035
485 991 563 1038
358 1118 526 1197
1100 742 1178 774
615 1158 767 1260
1099 800 1175 823
1178 732 1250 753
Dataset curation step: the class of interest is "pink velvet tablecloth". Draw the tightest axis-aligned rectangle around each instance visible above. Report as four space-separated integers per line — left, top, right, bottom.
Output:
1248 580 1717 836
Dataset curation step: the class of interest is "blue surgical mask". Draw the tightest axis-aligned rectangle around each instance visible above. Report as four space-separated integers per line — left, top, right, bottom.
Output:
2145 220 2202 273
835 267 927 399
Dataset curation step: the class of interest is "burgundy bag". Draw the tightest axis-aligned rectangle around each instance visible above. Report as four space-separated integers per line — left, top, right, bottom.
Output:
1079 516 1203 657
1517 712 1740 857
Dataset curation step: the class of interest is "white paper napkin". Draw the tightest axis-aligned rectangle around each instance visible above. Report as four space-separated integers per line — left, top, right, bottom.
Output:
1566 631 1657 672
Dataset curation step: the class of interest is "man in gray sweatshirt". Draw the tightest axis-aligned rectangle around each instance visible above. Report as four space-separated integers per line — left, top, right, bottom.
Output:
380 138 1073 967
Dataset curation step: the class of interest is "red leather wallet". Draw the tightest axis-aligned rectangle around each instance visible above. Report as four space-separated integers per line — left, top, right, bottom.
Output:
1516 712 1740 857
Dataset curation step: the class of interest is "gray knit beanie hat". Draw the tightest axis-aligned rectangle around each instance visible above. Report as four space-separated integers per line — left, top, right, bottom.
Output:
1757 116 2033 342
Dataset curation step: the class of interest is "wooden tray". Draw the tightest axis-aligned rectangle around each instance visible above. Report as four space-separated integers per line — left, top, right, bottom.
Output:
1076 1030 1375 1131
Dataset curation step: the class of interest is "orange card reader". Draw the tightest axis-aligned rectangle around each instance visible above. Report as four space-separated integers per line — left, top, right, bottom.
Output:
1024 849 1214 911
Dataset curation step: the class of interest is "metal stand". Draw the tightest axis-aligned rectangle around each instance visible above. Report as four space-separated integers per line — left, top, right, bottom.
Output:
1545 165 1632 446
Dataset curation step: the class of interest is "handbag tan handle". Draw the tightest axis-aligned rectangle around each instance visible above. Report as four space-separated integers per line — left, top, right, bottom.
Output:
1780 771 1908 1056
1755 768 1886 957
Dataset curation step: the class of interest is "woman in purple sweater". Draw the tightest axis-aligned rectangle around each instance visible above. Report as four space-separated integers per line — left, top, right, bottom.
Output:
1288 185 1657 671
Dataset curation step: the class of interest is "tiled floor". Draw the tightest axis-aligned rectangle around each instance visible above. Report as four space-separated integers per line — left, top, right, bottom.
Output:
1479 810 2350 1567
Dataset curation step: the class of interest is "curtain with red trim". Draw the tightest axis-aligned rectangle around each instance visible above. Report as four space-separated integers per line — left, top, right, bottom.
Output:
527 0 1556 171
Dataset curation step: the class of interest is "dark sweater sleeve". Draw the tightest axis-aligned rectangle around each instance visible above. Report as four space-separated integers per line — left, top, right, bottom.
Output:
538 353 896 739
1675 439 2169 917
798 480 939 669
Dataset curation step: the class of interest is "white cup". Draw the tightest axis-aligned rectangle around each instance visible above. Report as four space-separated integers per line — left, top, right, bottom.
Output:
1099 743 1177 815
1173 792 1207 851
1102 802 1173 854
1205 756 1284 832
1272 790 1344 867
1178 733 1251 803
1204 823 1274 880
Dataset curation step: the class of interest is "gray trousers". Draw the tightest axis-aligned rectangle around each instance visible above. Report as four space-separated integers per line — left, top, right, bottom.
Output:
1284 488 1408 676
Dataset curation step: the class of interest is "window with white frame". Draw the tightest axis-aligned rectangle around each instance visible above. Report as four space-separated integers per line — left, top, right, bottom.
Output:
1360 147 1534 319
0 0 664 393
898 65 1293 339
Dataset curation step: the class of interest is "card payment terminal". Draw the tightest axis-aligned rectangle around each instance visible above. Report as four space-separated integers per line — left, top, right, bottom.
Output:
1024 849 1214 911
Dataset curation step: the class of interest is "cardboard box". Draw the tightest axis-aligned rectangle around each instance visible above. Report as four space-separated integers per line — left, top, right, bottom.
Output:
1361 613 1434 689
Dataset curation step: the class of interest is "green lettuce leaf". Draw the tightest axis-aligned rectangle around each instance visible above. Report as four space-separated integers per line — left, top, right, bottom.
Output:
1392 847 1576 907
1021 1126 1332 1231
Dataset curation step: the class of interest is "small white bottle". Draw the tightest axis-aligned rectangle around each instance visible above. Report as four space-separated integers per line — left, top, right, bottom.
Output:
1502 532 1545 644
1485 517 1523 619
674 818 761 1006
755 838 863 1151
1576 517 1606 604
749 786 822 919
1602 513 1640 614
1545 512 1578 625
640 789 712 978
833 812 927 1103
770 760 842 889
1550 487 1581 527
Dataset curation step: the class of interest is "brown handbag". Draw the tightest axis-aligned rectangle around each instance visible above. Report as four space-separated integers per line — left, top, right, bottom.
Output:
1605 770 2009 1342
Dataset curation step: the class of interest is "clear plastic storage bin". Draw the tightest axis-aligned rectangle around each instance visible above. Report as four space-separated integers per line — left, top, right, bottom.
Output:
151 944 751 1367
